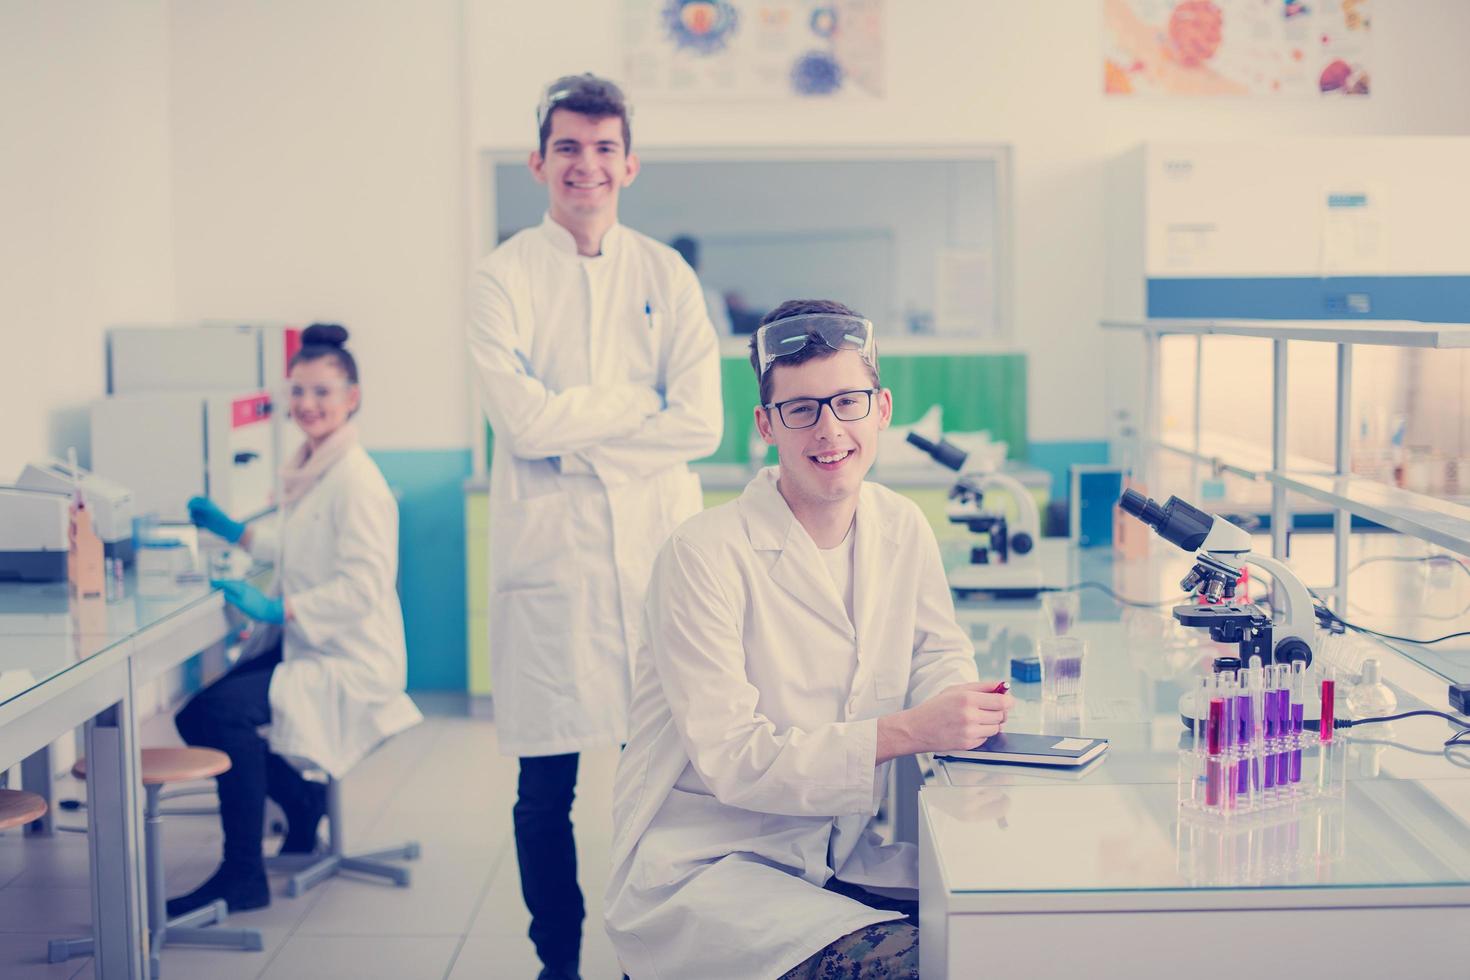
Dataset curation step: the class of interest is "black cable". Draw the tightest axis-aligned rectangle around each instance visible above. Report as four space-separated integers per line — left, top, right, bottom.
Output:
1338 708 1468 728
1314 603 1470 646
1336 709 1470 748
1042 582 1185 608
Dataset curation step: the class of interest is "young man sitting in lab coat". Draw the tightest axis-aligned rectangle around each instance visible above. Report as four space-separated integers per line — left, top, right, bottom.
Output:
605 299 1016 979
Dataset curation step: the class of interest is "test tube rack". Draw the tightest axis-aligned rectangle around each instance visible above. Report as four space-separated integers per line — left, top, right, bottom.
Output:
1178 661 1348 820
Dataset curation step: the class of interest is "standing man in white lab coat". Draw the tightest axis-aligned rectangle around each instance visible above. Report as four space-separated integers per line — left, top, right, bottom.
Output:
467 73 723 980
605 300 1015 979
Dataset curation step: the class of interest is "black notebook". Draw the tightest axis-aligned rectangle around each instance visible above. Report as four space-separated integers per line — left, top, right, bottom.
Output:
938 732 1109 768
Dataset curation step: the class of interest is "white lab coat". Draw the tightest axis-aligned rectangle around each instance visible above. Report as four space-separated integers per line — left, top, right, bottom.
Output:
467 215 724 757
240 445 422 779
605 469 979 980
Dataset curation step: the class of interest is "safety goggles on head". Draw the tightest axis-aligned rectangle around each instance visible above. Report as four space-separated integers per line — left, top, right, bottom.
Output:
536 84 575 130
535 76 633 130
753 313 875 376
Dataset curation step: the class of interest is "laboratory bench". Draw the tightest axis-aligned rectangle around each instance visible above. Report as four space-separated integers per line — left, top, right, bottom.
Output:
916 539 1470 978
0 568 260 978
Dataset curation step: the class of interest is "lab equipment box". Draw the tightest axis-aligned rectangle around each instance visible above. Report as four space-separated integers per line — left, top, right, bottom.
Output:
107 322 300 395
17 458 135 562
90 390 277 523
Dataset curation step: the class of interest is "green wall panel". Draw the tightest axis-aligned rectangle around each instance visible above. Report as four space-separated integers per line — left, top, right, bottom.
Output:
484 353 1028 466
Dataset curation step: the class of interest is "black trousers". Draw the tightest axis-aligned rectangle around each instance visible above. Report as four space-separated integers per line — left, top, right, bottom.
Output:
513 753 584 972
174 644 319 869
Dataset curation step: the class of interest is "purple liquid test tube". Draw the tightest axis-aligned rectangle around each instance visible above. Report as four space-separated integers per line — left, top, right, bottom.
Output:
1263 688 1279 791
1275 690 1290 787
1235 691 1252 797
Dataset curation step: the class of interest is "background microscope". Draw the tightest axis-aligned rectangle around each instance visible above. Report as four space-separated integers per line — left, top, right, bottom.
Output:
905 431 1047 597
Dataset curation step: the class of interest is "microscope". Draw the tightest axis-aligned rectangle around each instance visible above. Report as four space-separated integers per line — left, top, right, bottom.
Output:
1118 489 1323 728
906 432 1043 597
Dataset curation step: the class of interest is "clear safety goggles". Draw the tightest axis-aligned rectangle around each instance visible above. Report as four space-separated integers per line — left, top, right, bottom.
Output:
288 380 355 402
535 77 633 130
754 313 875 376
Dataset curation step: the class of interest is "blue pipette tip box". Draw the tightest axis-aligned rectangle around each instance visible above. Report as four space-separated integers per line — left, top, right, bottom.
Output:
1010 656 1041 683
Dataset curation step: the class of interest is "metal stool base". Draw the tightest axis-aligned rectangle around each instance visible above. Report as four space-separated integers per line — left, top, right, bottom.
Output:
265 776 419 897
49 784 263 975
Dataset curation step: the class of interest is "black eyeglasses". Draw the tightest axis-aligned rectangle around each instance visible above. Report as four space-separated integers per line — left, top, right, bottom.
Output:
764 389 877 429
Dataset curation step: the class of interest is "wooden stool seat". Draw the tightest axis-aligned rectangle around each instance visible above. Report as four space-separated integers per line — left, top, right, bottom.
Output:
0 789 48 831
72 747 230 786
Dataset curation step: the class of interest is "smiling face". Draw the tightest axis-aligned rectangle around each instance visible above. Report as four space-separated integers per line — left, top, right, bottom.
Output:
288 356 359 447
754 349 891 511
529 109 639 227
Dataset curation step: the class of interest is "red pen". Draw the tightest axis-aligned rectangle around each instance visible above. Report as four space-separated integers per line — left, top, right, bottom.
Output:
991 681 1009 694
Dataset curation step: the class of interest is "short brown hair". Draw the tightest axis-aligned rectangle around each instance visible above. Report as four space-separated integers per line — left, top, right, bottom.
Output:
749 299 879 405
537 73 632 156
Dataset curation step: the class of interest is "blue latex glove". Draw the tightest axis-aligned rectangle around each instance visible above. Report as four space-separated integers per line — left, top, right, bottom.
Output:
188 496 245 544
212 579 285 624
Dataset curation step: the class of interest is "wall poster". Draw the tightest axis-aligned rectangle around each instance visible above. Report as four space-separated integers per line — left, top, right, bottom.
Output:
623 0 884 99
1104 0 1371 97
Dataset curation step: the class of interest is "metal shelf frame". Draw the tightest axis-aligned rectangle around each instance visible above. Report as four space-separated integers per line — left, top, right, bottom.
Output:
1104 317 1470 610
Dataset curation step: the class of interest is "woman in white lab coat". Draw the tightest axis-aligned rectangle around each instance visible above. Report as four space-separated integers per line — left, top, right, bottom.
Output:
168 323 422 916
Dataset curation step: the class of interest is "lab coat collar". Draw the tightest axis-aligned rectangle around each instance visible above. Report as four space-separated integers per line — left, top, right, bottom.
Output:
738 468 900 638
538 212 624 258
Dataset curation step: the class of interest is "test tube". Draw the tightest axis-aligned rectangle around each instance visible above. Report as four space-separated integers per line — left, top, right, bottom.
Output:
1247 656 1265 798
1273 666 1291 792
1289 660 1307 786
1182 675 1214 809
1262 667 1279 797
1218 675 1238 811
1320 671 1336 744
1205 696 1226 811
1234 680 1254 808
1193 675 1212 755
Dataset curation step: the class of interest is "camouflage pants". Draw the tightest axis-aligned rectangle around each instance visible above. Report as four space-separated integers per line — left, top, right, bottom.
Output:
779 921 920 980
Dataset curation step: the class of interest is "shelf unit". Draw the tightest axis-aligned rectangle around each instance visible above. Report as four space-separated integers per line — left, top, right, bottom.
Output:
1103 318 1470 611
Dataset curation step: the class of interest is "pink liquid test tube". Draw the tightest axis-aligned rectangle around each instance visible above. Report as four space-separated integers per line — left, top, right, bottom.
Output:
1320 677 1335 743
1205 697 1225 809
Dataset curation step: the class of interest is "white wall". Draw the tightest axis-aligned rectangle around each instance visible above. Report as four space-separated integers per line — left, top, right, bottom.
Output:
7 2 1470 465
469 0 1470 441
0 1 174 472
168 0 468 450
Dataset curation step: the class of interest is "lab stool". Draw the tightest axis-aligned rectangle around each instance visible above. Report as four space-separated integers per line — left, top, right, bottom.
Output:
0 789 48 832
49 748 264 977
266 772 420 896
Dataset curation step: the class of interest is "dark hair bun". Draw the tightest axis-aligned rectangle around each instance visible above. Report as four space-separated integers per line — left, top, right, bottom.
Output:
301 323 349 348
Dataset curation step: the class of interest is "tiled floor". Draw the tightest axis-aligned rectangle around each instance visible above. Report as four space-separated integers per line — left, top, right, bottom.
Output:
0 694 624 979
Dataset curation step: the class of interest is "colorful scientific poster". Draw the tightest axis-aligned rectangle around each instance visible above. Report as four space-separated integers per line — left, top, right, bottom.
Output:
1103 0 1371 96
623 0 884 98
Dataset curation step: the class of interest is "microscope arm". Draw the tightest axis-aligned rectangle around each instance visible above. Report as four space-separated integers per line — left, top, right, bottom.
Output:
1241 553 1316 651
968 471 1041 540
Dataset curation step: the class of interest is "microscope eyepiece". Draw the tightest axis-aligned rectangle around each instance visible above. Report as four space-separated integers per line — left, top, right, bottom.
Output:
905 431 968 472
1117 489 1214 552
1119 488 1166 528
